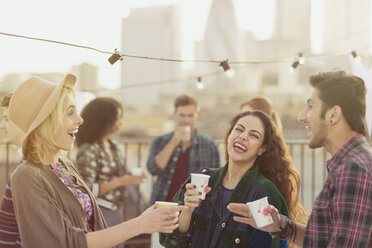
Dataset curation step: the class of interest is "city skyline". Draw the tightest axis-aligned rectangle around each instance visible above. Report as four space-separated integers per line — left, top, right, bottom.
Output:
0 0 284 89
0 0 371 114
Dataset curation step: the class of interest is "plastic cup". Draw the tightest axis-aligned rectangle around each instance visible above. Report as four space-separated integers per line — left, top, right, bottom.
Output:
179 125 191 141
190 173 210 200
154 201 179 233
246 197 273 228
130 167 143 176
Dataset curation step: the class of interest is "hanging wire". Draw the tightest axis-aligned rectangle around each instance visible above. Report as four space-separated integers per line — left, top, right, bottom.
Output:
0 31 370 90
2 31 367 65
0 32 113 55
119 70 223 89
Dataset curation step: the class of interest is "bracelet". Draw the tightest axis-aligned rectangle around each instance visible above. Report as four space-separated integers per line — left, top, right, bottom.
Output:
291 221 297 243
270 215 295 241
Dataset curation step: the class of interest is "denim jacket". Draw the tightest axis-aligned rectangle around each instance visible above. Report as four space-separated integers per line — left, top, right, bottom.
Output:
160 163 289 248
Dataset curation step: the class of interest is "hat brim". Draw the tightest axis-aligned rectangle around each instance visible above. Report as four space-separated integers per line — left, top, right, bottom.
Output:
21 74 76 153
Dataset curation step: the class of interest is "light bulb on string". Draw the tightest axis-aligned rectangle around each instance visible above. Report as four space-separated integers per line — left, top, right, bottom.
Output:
108 49 124 65
219 60 235 78
289 61 300 74
351 51 362 63
298 53 305 64
196 77 204 90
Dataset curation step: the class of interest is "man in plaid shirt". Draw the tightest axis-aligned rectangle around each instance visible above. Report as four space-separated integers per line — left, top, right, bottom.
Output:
147 94 220 206
228 71 372 247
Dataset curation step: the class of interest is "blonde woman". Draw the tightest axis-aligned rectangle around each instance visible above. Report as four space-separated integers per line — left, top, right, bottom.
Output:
8 75 185 248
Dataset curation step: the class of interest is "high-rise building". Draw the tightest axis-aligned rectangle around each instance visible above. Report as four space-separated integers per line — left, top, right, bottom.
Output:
121 5 182 105
70 62 99 92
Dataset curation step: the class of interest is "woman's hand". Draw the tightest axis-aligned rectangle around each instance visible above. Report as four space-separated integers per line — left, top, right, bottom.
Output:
118 174 144 187
228 203 283 233
136 205 187 234
183 183 211 213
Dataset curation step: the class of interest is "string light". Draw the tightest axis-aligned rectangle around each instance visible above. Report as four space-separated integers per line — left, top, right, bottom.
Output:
0 31 369 85
298 53 305 64
0 31 368 67
289 61 300 74
351 50 362 63
108 49 123 65
219 60 235 78
196 77 204 90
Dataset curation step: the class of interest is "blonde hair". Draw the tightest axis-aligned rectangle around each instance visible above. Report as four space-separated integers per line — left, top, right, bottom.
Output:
23 86 75 164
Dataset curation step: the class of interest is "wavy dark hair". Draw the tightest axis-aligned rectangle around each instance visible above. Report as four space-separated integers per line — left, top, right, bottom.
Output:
76 97 122 147
224 111 308 226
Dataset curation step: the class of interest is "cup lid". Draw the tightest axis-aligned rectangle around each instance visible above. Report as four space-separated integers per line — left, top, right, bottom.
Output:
191 173 210 178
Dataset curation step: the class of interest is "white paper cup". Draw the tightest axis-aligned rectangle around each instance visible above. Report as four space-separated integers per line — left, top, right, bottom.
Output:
246 197 273 228
190 173 210 200
130 167 143 176
179 125 191 141
155 201 179 233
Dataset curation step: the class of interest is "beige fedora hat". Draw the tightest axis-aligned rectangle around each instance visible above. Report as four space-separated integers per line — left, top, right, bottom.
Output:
9 74 76 153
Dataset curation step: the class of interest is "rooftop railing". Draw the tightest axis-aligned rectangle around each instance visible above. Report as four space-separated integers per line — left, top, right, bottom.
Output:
0 138 331 216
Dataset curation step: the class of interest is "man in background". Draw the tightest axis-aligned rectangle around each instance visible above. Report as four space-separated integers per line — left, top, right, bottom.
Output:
147 94 220 248
147 94 220 204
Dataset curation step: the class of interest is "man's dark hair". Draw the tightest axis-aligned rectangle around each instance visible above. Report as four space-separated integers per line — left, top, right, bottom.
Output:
309 70 367 136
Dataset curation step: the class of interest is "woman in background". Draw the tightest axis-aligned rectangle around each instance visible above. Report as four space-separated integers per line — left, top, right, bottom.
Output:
240 96 283 132
76 97 144 248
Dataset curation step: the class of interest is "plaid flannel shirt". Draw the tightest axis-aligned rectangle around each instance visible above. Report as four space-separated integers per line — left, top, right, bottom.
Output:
147 130 220 205
303 134 372 247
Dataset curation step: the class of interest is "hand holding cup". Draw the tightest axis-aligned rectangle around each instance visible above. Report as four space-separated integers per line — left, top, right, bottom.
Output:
228 200 282 233
184 183 204 213
178 125 191 142
154 201 181 233
137 204 187 234
190 173 210 200
119 173 144 186
130 167 144 176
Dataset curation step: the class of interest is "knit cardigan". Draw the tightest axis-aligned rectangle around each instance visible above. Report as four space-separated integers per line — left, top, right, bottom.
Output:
10 157 107 248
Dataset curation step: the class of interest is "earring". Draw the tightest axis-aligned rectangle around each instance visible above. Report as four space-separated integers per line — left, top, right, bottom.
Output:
258 153 262 156
330 119 333 124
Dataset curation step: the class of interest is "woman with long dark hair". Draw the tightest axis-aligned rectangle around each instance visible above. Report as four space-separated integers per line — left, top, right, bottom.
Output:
75 97 145 248
161 111 306 248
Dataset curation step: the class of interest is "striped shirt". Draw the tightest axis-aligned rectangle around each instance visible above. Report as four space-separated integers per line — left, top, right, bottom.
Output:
147 130 220 205
303 134 372 247
0 181 21 248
